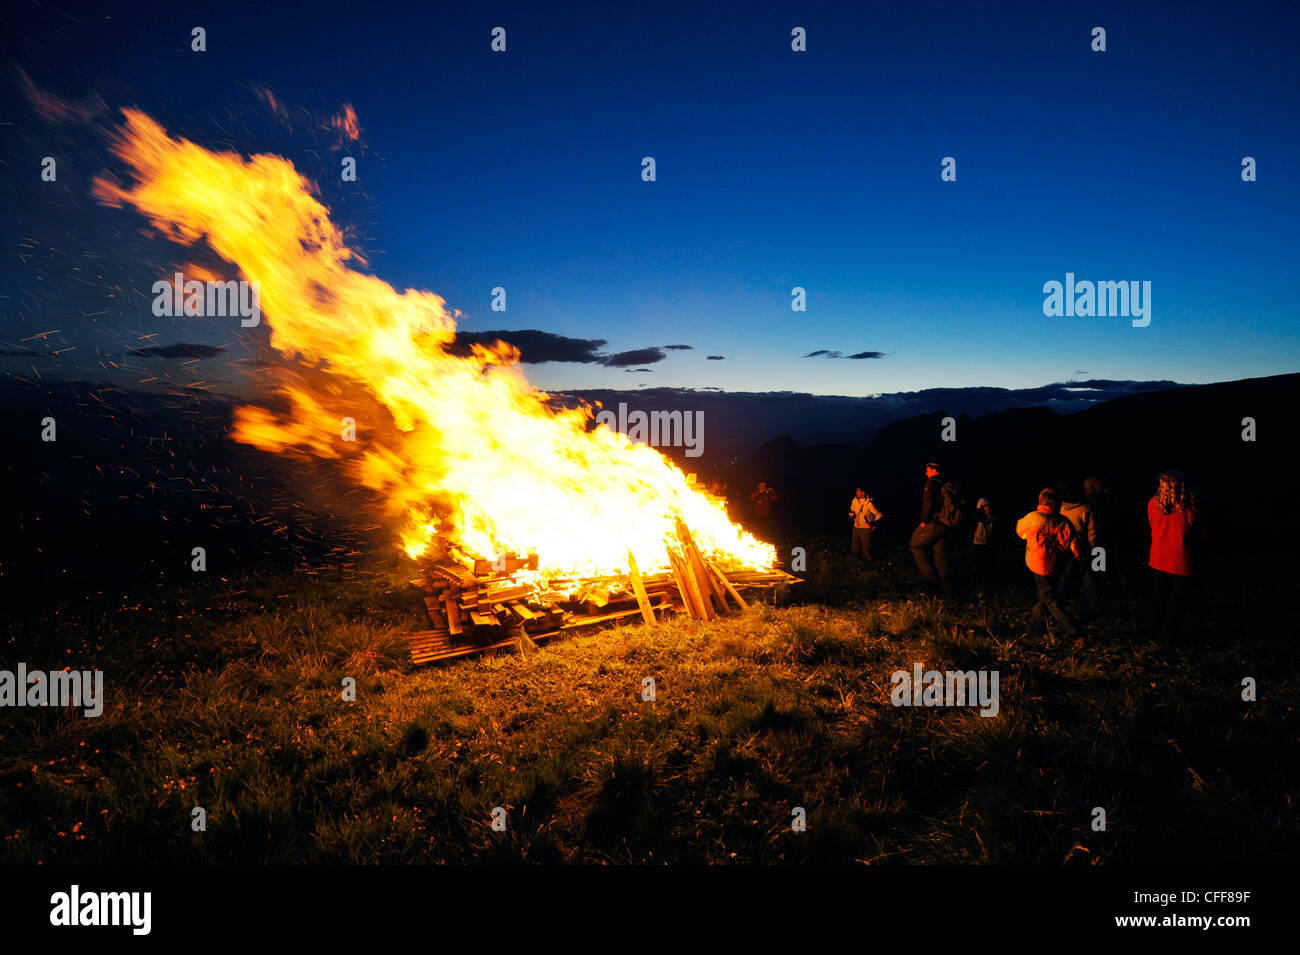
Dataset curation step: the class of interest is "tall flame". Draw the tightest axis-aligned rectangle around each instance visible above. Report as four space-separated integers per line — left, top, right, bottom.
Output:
94 109 775 578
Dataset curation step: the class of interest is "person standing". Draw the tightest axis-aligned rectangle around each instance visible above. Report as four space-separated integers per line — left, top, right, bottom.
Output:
749 481 780 540
1059 482 1100 609
970 497 998 583
1016 488 1083 643
1147 470 1205 645
849 488 883 561
1083 476 1117 592
910 462 952 593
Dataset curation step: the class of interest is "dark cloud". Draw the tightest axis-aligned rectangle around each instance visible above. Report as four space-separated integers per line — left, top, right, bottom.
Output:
663 344 693 350
447 330 673 368
805 348 886 360
624 368 655 374
604 347 666 367
0 349 44 357
129 344 225 359
706 355 726 360
447 329 607 364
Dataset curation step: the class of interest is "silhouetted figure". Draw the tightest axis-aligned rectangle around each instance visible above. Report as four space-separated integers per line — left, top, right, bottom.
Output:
849 487 883 561
749 481 780 540
1088 475 1131 591
1059 481 1100 610
1147 470 1205 645
970 497 998 584
910 461 953 593
1016 487 1083 643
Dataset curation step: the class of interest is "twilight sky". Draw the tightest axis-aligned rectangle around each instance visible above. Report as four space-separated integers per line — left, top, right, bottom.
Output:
2 0 1297 396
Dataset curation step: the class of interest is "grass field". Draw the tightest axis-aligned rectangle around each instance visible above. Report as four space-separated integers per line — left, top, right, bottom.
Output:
2 540 1295 864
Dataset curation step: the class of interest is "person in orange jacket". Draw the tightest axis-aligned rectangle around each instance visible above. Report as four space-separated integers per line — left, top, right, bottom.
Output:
1016 487 1083 642
1147 469 1205 644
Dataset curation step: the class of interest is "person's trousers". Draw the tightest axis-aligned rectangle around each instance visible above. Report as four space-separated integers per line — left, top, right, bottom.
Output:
1030 572 1078 636
851 526 874 559
911 523 951 591
1149 568 1192 643
1059 559 1098 603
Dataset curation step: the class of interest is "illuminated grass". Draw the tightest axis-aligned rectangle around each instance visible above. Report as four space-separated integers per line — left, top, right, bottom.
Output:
1 549 1295 864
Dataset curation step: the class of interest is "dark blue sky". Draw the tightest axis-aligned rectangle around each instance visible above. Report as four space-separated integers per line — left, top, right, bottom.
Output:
3 0 1298 395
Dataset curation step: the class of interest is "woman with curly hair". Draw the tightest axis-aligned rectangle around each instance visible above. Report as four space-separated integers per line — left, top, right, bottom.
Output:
1147 470 1205 644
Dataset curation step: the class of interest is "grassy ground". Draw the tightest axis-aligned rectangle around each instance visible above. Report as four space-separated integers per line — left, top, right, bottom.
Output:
1 541 1295 864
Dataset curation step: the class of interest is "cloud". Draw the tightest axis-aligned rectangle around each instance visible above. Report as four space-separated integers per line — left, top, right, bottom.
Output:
604 347 666 367
663 344 693 350
447 330 677 368
0 349 43 357
448 329 608 364
625 368 655 373
706 355 726 360
129 344 225 359
804 348 885 360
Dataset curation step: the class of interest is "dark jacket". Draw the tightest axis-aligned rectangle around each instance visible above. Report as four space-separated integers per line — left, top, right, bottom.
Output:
920 476 943 523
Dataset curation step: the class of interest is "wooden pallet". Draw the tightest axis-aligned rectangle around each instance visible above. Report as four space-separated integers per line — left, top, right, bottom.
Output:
407 542 800 666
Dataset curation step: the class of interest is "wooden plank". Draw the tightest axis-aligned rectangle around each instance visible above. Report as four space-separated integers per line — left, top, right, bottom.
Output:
675 521 718 620
668 546 707 619
483 584 532 603
626 550 656 626
508 601 538 621
411 627 565 665
581 585 611 611
706 559 748 609
560 600 670 629
423 596 448 628
443 595 462 636
665 546 694 618
473 554 540 576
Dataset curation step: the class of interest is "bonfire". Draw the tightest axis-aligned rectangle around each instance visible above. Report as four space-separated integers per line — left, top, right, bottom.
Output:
94 109 798 662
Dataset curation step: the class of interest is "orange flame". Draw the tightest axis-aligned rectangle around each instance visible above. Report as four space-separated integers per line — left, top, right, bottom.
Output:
94 109 775 578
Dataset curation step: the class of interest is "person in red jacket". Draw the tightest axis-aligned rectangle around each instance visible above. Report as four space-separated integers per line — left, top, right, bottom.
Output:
1016 487 1083 642
1147 470 1204 644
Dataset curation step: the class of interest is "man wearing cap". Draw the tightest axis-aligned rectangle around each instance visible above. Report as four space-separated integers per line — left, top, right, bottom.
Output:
910 461 952 593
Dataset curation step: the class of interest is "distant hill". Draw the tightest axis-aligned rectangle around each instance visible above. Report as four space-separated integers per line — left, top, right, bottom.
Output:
557 379 1183 468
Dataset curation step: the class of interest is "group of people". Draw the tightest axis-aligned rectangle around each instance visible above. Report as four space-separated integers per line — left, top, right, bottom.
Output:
844 462 1204 647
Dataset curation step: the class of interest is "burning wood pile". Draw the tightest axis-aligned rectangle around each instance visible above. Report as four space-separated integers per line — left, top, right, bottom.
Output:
94 111 795 666
407 518 800 665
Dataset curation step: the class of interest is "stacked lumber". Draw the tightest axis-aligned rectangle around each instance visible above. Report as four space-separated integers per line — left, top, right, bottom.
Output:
407 539 800 665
